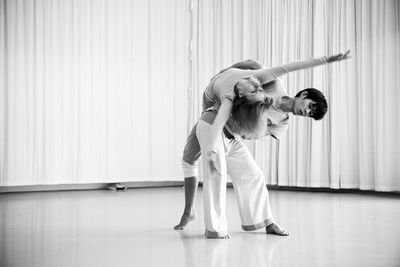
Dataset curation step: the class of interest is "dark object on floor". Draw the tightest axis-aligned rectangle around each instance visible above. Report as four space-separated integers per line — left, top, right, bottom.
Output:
107 183 127 192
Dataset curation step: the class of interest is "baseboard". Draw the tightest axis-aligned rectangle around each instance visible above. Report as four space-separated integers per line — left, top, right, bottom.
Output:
265 185 400 197
1 181 398 196
229 183 399 196
0 181 185 194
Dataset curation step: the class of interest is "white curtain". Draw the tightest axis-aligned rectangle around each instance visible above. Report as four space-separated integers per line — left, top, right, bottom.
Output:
190 0 400 192
1 0 399 191
0 0 190 186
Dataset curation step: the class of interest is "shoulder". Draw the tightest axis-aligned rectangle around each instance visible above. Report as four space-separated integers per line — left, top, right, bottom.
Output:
213 68 253 93
263 78 287 96
268 78 285 88
275 78 287 95
274 78 284 86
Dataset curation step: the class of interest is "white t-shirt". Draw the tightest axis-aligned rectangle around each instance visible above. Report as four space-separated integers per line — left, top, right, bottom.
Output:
203 56 329 139
225 79 289 140
203 68 253 111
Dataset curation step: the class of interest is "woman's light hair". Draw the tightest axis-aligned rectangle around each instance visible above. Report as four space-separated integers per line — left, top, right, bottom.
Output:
232 96 269 132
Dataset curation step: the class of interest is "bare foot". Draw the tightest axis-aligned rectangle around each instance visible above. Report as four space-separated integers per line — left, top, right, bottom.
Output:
174 211 196 230
266 223 289 236
206 234 230 239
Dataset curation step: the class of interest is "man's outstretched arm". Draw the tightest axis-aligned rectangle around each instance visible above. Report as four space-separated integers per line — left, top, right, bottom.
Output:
253 50 351 84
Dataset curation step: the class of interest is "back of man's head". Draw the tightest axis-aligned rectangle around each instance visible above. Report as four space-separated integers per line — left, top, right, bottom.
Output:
295 88 328 120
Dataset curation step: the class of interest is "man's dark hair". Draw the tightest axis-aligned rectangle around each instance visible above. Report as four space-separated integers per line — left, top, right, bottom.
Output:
231 96 269 132
295 88 328 120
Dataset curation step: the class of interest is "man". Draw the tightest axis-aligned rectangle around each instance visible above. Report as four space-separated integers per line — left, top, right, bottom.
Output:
175 51 350 238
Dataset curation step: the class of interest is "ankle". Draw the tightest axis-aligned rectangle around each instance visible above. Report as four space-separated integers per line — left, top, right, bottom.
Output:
185 208 196 216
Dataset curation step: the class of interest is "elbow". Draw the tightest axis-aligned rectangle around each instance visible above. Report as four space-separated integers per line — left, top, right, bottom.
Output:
244 59 258 64
245 59 264 69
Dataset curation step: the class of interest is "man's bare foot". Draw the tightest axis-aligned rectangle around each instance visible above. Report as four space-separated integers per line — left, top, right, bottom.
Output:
266 223 289 236
206 234 230 239
174 211 196 230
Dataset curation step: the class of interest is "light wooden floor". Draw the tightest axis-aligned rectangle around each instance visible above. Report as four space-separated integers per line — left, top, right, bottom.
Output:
0 187 399 267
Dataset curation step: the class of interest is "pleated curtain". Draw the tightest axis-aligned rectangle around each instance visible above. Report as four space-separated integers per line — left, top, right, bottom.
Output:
189 0 400 191
0 0 190 185
1 0 399 191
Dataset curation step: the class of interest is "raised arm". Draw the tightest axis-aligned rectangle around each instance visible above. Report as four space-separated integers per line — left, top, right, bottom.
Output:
253 50 351 84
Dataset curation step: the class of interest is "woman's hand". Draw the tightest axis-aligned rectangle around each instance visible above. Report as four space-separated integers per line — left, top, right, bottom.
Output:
327 49 351 62
207 150 219 174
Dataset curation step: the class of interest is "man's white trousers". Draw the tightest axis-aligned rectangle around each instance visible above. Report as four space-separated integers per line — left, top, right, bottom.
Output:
196 120 275 237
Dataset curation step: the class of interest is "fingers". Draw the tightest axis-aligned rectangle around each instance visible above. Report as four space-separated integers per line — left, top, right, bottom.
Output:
208 160 220 175
339 49 351 60
209 162 217 173
207 150 220 175
328 54 340 62
343 50 351 60
329 49 351 62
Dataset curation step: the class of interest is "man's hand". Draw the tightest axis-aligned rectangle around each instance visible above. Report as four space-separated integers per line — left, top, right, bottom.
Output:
327 49 351 62
207 150 219 175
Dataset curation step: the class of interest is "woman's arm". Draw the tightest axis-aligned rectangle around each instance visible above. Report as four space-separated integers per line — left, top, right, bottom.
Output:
208 99 233 152
206 99 233 173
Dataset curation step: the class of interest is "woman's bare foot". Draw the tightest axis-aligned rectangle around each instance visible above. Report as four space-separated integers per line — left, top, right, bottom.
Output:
266 223 289 236
174 211 196 230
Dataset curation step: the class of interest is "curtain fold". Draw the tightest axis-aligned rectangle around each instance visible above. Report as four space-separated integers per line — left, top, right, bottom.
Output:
0 0 189 185
190 0 400 191
1 0 399 191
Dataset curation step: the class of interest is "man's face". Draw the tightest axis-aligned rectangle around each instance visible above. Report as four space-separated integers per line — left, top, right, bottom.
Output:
236 77 272 104
293 91 316 117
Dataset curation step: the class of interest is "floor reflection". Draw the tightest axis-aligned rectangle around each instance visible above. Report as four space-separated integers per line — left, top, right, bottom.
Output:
0 188 399 267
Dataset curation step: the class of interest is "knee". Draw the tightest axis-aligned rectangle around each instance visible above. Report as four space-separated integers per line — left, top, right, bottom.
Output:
182 159 198 177
250 170 267 187
237 168 265 184
249 169 264 182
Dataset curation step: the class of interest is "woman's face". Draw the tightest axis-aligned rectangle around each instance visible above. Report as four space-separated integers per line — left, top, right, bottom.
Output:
236 77 271 104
